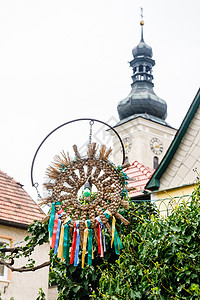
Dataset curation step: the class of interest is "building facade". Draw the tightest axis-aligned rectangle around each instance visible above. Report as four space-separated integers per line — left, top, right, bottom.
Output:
146 89 200 215
0 170 57 299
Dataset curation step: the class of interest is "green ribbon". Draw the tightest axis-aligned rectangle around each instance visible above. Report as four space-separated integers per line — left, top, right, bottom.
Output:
114 228 123 255
104 212 123 255
63 219 71 265
87 220 93 266
48 203 55 238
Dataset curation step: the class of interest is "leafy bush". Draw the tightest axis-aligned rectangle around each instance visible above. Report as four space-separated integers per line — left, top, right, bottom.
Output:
1 185 200 299
48 201 157 299
94 186 200 299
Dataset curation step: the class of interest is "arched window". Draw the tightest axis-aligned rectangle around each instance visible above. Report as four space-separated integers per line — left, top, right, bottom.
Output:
153 156 159 169
139 65 143 72
146 66 150 73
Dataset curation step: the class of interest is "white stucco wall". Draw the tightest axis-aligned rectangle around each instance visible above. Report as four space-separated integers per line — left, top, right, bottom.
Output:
111 117 176 167
159 106 200 190
0 225 50 300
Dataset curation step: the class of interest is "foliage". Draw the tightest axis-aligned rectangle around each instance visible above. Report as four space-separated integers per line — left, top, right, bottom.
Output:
1 185 200 299
36 288 46 300
48 201 156 299
94 186 200 299
0 290 14 300
49 229 119 299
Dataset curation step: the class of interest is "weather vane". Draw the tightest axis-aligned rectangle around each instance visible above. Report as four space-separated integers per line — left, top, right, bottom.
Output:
140 7 143 20
140 7 144 26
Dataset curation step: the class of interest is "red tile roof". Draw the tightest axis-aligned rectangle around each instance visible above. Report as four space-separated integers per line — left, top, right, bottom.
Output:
0 170 45 226
124 161 155 198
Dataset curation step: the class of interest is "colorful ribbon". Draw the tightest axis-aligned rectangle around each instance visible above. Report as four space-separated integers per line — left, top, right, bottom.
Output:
82 221 89 268
102 224 106 252
70 222 77 264
113 227 123 255
111 216 116 248
57 224 64 260
50 209 64 248
87 220 93 266
63 217 72 265
51 213 59 248
96 216 104 257
48 203 55 239
104 210 123 255
54 210 64 255
74 221 80 266
54 218 62 254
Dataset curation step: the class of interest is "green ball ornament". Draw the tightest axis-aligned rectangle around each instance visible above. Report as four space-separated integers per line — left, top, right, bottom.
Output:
83 188 91 197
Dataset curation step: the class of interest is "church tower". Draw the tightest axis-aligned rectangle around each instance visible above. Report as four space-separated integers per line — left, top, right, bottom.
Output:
112 19 176 169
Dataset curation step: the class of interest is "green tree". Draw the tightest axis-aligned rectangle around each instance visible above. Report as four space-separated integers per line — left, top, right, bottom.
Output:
1 185 200 299
94 185 200 299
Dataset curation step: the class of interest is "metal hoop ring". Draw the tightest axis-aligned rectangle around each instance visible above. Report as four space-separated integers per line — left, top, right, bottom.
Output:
30 118 125 187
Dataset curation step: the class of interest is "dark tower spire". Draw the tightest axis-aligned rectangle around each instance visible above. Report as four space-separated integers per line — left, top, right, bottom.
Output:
117 13 167 122
140 7 144 42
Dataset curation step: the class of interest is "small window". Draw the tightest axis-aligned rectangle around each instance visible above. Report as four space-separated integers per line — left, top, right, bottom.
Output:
146 66 150 73
0 238 10 282
153 156 159 169
139 65 143 72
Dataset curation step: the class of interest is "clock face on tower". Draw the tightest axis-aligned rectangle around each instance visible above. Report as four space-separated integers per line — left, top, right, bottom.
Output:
150 138 163 155
121 137 132 154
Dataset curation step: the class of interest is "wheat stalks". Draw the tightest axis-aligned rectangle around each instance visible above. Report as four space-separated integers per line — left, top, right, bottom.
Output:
73 145 81 159
87 143 98 158
104 147 112 160
99 145 106 160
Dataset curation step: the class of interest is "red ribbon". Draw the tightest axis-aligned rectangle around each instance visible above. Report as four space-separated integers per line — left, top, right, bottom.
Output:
70 222 77 264
96 220 104 257
51 213 58 248
51 209 64 249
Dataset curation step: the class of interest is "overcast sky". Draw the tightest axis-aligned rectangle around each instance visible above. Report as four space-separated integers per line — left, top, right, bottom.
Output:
0 0 199 200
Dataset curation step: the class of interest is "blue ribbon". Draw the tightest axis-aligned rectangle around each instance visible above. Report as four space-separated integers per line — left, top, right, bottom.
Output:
102 224 106 252
54 218 61 255
74 221 80 266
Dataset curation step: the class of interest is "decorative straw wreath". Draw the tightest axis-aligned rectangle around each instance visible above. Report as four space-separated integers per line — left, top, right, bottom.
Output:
41 143 130 267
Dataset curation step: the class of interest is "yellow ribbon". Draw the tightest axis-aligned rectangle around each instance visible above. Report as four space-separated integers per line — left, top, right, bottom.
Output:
82 221 89 268
63 216 71 225
57 224 64 260
111 216 116 248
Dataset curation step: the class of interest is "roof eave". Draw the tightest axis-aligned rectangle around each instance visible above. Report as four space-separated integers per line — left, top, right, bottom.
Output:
0 219 29 230
146 88 200 191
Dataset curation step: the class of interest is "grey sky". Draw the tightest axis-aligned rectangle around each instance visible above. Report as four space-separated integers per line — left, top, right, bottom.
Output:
0 0 199 199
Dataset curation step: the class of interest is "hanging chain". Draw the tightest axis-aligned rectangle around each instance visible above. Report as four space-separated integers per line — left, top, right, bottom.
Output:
33 182 42 200
88 120 94 145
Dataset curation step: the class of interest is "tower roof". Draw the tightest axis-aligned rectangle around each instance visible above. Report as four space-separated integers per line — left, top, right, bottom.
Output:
132 22 153 58
117 20 168 124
